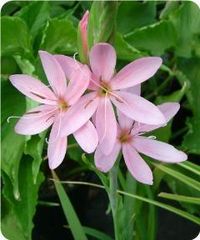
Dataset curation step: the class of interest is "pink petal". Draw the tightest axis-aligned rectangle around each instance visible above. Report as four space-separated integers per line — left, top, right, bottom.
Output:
48 117 67 169
39 51 66 97
60 92 99 137
117 110 134 130
95 97 117 155
89 43 116 82
65 65 90 105
94 142 121 172
73 120 98 153
111 91 166 125
9 74 57 105
15 105 57 135
111 57 162 90
122 144 153 185
126 84 141 96
54 55 83 80
134 102 180 133
159 102 180 122
132 136 188 163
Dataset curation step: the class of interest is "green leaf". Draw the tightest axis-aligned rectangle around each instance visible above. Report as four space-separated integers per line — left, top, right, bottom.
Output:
1 80 26 199
118 189 200 225
24 133 46 183
169 2 200 57
40 17 77 54
82 226 112 240
117 1 156 34
159 192 200 205
52 171 88 240
1 16 32 57
59 180 200 225
179 161 200 177
2 158 44 240
122 172 137 240
125 20 176 55
178 58 200 154
88 1 118 48
153 163 200 192
114 33 145 61
15 1 50 39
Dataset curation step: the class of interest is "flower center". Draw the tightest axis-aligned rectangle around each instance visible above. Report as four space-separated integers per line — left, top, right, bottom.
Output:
118 130 133 144
57 98 68 111
98 81 111 97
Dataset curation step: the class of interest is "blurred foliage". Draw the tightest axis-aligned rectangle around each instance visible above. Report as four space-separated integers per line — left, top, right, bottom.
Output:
1 1 200 240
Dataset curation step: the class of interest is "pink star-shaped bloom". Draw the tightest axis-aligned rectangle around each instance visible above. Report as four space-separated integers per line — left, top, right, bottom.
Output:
56 43 166 156
9 51 98 169
94 102 187 185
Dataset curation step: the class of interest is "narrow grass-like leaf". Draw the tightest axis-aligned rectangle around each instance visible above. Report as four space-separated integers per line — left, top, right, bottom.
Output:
52 171 87 240
178 162 200 177
83 226 113 240
55 180 200 225
159 192 200 205
153 163 200 192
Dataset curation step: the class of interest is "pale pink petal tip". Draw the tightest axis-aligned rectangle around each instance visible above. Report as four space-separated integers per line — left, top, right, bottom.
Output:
89 43 116 82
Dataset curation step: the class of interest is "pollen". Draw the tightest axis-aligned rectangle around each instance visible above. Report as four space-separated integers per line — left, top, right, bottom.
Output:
98 81 111 97
58 98 68 111
118 130 133 144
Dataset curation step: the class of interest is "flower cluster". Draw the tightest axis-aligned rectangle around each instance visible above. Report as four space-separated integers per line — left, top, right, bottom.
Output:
9 13 187 185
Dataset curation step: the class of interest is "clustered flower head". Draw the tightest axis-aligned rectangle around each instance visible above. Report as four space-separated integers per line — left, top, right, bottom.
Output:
9 12 187 185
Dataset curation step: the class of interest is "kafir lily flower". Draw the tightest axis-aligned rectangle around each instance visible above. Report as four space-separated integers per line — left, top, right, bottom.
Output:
9 51 98 169
55 43 166 155
78 10 89 61
95 102 187 185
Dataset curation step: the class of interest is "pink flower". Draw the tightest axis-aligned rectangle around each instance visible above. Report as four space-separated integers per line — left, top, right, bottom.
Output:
95 102 187 185
9 51 98 169
78 10 89 62
55 43 166 155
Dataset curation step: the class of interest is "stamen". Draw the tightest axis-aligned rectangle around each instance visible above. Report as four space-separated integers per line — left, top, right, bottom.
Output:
7 107 57 123
100 94 108 142
46 114 62 145
7 116 23 123
148 135 157 140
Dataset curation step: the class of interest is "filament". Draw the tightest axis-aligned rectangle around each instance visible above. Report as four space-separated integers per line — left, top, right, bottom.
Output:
7 107 57 123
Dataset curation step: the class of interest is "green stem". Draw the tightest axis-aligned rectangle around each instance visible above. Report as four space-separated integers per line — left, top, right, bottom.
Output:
109 164 119 240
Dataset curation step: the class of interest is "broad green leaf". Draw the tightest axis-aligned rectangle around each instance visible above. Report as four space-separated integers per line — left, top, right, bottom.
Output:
24 133 46 183
88 1 118 48
40 17 77 54
160 1 179 19
1 196 26 240
125 20 176 55
1 56 19 76
114 33 145 61
52 171 88 240
15 1 50 39
1 16 32 57
152 82 188 142
178 58 200 154
117 1 156 34
159 192 200 205
1 80 26 199
2 158 44 240
169 2 200 57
